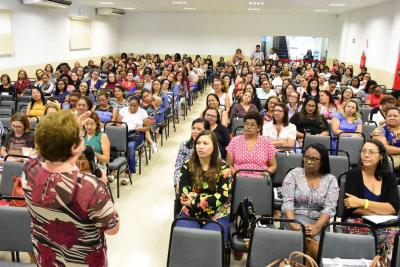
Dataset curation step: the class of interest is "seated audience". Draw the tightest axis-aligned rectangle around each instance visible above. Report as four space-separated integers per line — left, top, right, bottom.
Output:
203 107 230 159
44 102 60 116
0 74 16 100
14 69 31 96
95 91 118 126
39 73 55 95
227 111 277 177
369 95 397 125
173 118 206 215
76 96 94 117
372 107 400 170
344 140 399 265
110 86 129 112
120 72 136 91
261 96 279 122
205 93 229 127
82 112 110 173
281 83 296 104
210 78 230 113
263 103 296 151
87 69 104 91
102 72 118 93
287 91 302 120
79 81 96 103
1 113 34 158
177 130 232 242
229 90 258 120
319 91 337 121
52 79 70 103
331 99 363 148
26 88 46 119
282 144 339 242
62 91 80 111
119 96 148 183
358 79 377 103
336 87 354 111
290 97 330 146
348 76 361 95
23 110 119 267
365 85 385 108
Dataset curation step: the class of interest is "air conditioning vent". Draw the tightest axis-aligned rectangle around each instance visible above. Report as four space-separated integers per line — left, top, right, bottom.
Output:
22 0 72 8
96 8 126 16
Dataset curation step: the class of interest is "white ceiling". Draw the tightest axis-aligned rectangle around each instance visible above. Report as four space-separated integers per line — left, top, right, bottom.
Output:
78 0 394 14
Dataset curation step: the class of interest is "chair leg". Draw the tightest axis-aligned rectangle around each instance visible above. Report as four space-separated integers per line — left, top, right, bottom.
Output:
161 130 164 146
144 146 148 165
138 148 142 175
108 183 114 203
116 169 120 198
128 169 132 185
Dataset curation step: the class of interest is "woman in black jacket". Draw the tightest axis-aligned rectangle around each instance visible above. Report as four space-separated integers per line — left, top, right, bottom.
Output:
344 139 400 265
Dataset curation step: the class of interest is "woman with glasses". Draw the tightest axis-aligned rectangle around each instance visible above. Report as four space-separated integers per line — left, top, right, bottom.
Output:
263 103 296 151
286 91 302 120
372 107 400 170
344 139 399 265
1 113 34 158
205 93 229 127
290 97 330 146
227 111 277 177
202 107 230 159
282 143 339 245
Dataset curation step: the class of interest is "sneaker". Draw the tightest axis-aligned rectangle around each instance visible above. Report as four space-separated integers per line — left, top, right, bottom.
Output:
121 177 130 185
151 143 158 154
108 175 115 183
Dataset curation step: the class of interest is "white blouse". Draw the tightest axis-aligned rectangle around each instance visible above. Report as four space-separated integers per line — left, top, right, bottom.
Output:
262 121 297 142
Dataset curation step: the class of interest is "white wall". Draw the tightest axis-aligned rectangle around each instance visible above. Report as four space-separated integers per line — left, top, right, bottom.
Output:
337 0 400 75
119 12 340 59
0 0 120 71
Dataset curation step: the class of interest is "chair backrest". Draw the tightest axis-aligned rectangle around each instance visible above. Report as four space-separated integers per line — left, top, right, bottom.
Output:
0 108 12 117
0 160 25 196
317 222 377 265
231 174 273 217
0 117 10 130
234 126 244 136
303 134 331 151
360 107 372 122
23 89 32 96
167 223 223 267
273 152 303 186
362 123 377 141
0 206 33 252
337 134 365 166
392 232 400 267
247 223 305 267
0 95 14 102
329 153 350 179
230 117 244 133
335 174 346 219
17 102 28 112
17 96 32 103
104 122 128 153
0 100 16 113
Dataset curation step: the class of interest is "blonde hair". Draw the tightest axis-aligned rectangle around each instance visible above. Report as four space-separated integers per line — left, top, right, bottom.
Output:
44 103 61 115
341 99 361 121
35 110 81 162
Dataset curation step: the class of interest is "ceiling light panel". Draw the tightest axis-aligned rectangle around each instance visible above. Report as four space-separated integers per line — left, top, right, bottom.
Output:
99 1 114 4
249 2 264 5
183 7 196 10
329 3 348 7
313 9 329 12
171 1 187 5
248 7 261 11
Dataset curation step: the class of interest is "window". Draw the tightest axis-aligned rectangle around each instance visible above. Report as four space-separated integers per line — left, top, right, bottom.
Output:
0 9 13 55
69 16 91 50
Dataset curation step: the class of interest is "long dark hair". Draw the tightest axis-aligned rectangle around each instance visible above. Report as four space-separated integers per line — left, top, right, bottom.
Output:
203 107 221 125
31 87 46 107
306 78 320 98
189 130 223 192
361 139 390 181
303 143 331 175
273 102 289 127
186 118 206 148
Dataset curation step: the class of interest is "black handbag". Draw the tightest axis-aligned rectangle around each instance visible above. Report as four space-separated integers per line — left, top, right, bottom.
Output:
127 130 141 142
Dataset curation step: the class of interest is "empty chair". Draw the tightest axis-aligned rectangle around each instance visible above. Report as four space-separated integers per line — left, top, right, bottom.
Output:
16 102 28 113
329 151 350 179
0 160 25 198
247 217 305 267
0 108 12 118
0 100 16 114
273 152 303 187
229 170 273 252
0 95 14 102
168 218 224 267
363 122 377 141
317 222 377 265
303 134 331 151
360 107 372 122
0 206 35 267
104 122 131 198
337 133 365 166
230 117 244 134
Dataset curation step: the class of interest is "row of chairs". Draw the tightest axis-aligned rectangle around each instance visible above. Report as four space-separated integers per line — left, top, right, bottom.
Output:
167 216 386 267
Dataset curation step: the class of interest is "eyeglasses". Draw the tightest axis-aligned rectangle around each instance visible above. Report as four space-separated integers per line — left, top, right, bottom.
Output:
361 150 380 156
273 109 284 113
303 155 321 163
11 124 23 129
244 122 258 128
205 113 217 118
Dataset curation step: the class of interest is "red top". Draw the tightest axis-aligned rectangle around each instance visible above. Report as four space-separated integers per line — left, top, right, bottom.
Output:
366 93 385 108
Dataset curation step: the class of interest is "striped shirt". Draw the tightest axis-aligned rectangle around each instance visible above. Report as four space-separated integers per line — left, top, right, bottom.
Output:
22 158 118 267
